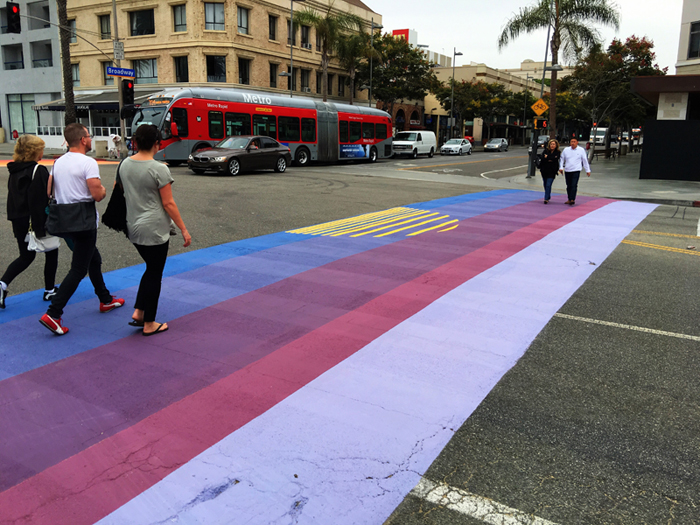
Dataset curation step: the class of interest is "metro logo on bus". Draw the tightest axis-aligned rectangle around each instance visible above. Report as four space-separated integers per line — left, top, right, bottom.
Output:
243 93 273 105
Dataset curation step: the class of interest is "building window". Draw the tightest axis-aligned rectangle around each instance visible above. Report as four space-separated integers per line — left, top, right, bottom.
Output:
269 15 277 40
174 56 188 82
99 15 110 40
316 32 321 51
130 9 155 36
237 6 249 34
270 62 278 88
301 25 310 48
173 5 186 32
316 71 322 94
71 64 80 86
204 3 225 31
134 58 157 83
327 74 334 96
3 44 24 70
7 94 37 134
206 55 226 82
287 20 296 45
338 75 345 97
238 58 250 84
301 69 310 92
689 22 700 59
69 19 77 43
102 62 114 85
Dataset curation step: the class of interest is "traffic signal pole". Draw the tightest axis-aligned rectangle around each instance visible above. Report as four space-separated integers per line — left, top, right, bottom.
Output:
112 0 127 158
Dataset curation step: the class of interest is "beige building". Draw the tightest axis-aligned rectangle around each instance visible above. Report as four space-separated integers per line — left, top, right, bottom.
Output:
66 0 379 102
501 59 573 81
676 0 700 74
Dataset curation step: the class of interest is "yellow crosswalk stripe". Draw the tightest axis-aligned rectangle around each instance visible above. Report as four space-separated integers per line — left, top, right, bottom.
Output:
324 209 427 236
406 219 459 236
375 215 450 238
288 207 411 234
350 212 440 237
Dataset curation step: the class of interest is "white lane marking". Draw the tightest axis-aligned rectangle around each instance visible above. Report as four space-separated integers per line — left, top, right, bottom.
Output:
554 313 700 342
480 164 528 180
696 215 700 237
411 478 559 525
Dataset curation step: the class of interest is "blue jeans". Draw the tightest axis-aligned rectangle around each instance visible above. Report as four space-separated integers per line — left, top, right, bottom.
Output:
564 171 581 202
542 176 554 201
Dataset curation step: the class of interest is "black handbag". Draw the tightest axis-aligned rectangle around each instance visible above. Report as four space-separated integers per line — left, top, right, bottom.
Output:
101 160 129 237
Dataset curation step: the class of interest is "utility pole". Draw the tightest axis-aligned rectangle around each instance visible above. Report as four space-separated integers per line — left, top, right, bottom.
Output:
112 0 127 157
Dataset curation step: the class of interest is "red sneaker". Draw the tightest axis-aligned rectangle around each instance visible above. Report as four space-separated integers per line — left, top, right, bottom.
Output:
39 313 69 335
99 296 125 313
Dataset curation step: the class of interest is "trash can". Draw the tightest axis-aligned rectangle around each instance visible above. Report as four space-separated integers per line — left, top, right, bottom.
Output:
620 144 628 156
94 140 108 158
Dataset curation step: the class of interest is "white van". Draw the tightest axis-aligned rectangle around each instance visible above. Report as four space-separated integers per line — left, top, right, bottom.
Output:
392 131 437 158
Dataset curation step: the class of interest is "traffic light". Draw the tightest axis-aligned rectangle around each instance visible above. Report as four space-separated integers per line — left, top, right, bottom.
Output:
541 120 548 129
7 2 21 34
121 79 134 105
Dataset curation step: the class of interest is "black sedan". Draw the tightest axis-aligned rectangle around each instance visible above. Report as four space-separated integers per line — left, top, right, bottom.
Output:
188 136 292 176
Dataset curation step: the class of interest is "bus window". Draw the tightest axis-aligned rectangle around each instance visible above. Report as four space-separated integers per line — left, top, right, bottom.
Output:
225 112 251 136
278 116 300 142
172 108 189 137
339 121 348 143
349 121 361 142
209 111 224 139
362 122 374 139
253 114 276 139
376 123 387 140
301 118 316 142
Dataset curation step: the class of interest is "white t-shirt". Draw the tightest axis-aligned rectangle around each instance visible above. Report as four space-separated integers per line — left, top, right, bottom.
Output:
51 152 101 204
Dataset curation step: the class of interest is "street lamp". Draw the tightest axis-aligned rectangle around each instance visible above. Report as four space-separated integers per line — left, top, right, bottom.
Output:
450 48 463 138
281 0 306 98
368 18 383 108
522 74 533 146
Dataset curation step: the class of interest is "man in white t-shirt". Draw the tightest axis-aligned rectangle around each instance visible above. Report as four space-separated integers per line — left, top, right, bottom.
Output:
40 123 124 335
558 138 591 206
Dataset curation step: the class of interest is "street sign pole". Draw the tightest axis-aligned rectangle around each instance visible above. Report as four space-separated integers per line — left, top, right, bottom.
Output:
112 0 127 157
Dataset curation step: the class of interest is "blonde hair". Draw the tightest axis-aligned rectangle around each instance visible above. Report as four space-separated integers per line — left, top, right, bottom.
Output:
547 139 560 151
13 134 45 162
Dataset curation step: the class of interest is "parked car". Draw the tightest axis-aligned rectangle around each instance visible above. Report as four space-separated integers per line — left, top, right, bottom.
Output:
484 138 509 152
441 138 472 156
188 135 292 176
392 131 437 158
463 135 475 145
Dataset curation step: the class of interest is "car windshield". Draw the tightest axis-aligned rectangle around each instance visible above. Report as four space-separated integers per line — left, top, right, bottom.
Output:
487 139 501 145
538 136 548 143
395 132 417 141
132 108 166 131
217 137 251 149
445 139 461 145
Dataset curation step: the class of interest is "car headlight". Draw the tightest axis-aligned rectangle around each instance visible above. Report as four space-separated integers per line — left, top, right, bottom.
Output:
212 156 227 162
188 154 193 160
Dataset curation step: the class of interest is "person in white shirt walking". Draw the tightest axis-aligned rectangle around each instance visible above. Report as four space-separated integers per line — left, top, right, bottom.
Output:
558 138 591 205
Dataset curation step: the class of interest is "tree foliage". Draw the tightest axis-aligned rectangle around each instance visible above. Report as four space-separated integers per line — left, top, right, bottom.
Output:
336 31 371 105
355 33 438 117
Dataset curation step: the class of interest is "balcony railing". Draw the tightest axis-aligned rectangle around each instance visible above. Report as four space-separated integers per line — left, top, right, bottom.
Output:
33 58 53 68
4 61 24 70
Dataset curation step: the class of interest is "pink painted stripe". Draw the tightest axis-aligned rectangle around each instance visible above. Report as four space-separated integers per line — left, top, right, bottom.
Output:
0 200 610 525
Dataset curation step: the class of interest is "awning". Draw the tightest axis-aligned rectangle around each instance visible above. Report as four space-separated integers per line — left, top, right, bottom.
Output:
32 88 157 111
631 75 700 106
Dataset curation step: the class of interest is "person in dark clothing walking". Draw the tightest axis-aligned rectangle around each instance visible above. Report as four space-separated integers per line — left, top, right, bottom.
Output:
538 139 561 204
1 135 59 308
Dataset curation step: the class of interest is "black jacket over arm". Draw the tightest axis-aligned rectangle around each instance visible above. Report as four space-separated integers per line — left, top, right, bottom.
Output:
7 161 51 237
539 150 560 179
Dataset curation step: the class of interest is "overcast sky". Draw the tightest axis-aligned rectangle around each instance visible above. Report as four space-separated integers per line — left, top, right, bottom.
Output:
368 0 684 74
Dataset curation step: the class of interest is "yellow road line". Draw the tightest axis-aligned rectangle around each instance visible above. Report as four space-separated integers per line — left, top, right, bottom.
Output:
331 210 435 237
350 212 440 237
323 209 425 236
398 155 529 171
631 230 700 240
438 224 459 232
406 219 459 236
621 240 700 256
289 207 410 234
375 215 450 238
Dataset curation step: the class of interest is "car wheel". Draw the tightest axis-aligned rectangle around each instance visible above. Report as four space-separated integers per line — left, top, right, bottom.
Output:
467 148 472 155
227 158 240 176
369 147 378 163
458 148 462 156
294 147 310 167
428 147 434 158
275 157 287 173
412 149 418 159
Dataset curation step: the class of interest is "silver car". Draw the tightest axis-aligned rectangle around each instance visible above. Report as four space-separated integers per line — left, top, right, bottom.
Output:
440 138 472 156
484 138 509 152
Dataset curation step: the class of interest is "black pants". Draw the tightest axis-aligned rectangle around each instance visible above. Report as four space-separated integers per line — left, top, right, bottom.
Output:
1 217 58 290
134 241 169 323
48 229 111 318
564 171 581 202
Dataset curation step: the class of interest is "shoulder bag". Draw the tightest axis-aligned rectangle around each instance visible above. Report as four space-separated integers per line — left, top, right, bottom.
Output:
101 159 129 237
45 165 98 235
26 165 60 252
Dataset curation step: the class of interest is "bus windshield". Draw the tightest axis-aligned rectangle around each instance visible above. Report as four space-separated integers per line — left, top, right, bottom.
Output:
132 107 166 130
395 132 417 141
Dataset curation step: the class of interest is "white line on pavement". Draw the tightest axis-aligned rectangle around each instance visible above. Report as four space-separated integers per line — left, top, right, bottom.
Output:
481 164 528 179
411 478 559 525
554 313 700 342
696 215 700 237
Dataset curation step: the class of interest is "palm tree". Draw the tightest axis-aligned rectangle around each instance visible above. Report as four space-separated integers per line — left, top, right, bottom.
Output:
57 0 77 124
335 31 370 105
498 0 619 137
294 5 362 102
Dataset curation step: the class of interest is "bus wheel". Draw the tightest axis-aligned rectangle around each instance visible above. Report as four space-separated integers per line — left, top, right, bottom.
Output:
275 157 287 173
228 158 241 176
412 149 418 159
167 161 182 167
428 148 434 158
294 147 310 167
369 147 378 163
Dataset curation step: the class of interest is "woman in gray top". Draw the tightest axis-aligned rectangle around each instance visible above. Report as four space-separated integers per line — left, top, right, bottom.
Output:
120 124 191 335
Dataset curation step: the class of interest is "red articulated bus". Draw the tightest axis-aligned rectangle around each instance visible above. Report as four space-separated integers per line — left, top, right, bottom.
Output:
130 87 393 167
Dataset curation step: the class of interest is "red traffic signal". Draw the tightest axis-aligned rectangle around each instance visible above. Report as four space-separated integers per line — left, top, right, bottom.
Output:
542 120 548 128
7 2 21 33
121 78 134 106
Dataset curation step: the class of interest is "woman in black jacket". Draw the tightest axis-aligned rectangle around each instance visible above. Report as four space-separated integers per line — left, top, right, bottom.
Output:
539 139 561 204
0 135 59 308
